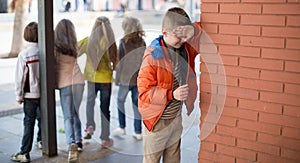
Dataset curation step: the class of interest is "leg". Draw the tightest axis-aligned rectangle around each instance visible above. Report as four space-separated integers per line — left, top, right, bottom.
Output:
117 85 129 129
36 106 41 142
72 84 84 142
20 98 39 153
60 86 75 145
86 81 97 130
130 86 142 134
99 83 112 141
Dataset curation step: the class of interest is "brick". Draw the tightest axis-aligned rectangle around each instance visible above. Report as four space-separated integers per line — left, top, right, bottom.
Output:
287 16 300 27
219 45 260 57
216 144 257 161
238 119 281 135
287 38 300 50
241 15 285 26
206 133 236 146
261 70 300 84
283 105 300 117
218 115 237 127
242 0 286 2
222 66 260 79
257 153 297 163
240 78 283 92
258 133 300 150
201 82 217 93
240 36 284 48
202 23 218 33
220 4 261 14
223 86 259 100
221 107 258 121
261 91 300 106
281 148 300 161
219 24 260 36
222 55 238 66
200 141 216 152
262 27 300 38
200 63 218 73
208 34 239 45
286 61 300 73
199 150 235 163
262 48 300 61
282 127 300 140
285 83 300 95
201 13 240 24
216 125 257 141
259 112 299 128
201 3 219 13
240 57 284 70
236 158 256 163
263 4 300 15
237 139 280 155
202 54 232 64
239 99 283 114
200 43 218 53
201 73 238 86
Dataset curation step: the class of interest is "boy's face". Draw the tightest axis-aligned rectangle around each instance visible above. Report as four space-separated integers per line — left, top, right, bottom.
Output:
162 28 185 49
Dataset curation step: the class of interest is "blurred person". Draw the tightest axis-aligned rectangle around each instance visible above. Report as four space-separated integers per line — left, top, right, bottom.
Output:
113 17 146 140
78 16 117 147
54 19 85 162
11 22 41 163
137 7 202 163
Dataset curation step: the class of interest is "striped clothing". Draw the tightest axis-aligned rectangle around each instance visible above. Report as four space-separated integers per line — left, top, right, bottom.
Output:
161 46 188 120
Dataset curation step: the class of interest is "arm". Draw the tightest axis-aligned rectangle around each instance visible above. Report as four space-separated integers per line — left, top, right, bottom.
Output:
15 52 25 104
78 37 88 57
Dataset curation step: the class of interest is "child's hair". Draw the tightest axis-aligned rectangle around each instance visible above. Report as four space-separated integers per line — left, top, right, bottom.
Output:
24 22 38 43
162 7 192 31
88 16 117 61
122 16 145 43
54 19 78 57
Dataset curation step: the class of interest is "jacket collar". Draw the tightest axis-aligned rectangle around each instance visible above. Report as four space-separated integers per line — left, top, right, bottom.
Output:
149 35 165 60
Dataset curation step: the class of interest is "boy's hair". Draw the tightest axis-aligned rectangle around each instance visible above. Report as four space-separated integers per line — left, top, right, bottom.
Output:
162 7 192 31
54 19 78 57
24 22 38 43
122 16 144 43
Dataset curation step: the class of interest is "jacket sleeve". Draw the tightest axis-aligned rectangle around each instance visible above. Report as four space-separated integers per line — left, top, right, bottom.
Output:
137 52 171 120
187 22 202 54
15 52 25 101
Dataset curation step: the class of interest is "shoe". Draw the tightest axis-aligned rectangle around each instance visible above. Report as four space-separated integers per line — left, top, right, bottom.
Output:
11 152 30 163
101 138 114 148
133 133 143 140
37 141 42 149
112 128 126 136
84 126 94 139
76 142 83 152
68 143 78 163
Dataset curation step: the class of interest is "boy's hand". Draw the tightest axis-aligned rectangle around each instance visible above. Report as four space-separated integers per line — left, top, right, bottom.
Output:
17 100 23 104
173 25 194 42
173 84 189 101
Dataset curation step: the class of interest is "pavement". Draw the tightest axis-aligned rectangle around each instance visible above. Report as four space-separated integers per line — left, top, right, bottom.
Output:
0 9 201 163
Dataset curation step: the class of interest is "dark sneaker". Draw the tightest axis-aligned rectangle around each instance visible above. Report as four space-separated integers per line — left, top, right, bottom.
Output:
76 142 83 152
11 152 30 163
83 133 92 139
68 143 78 163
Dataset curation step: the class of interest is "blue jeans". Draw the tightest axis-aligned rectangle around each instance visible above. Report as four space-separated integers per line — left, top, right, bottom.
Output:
117 85 142 134
59 84 84 145
20 98 40 154
86 81 111 141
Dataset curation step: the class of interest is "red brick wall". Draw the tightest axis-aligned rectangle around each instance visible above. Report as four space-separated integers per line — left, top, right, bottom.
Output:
199 0 300 162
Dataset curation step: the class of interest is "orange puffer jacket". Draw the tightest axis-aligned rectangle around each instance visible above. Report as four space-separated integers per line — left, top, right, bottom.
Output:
137 22 201 132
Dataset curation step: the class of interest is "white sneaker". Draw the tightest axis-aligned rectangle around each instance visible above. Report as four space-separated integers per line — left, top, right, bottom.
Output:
68 143 78 163
11 152 30 163
133 133 142 140
112 128 126 136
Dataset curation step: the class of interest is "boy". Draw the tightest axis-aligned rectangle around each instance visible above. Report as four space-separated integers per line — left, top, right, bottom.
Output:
11 22 40 163
137 7 202 163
